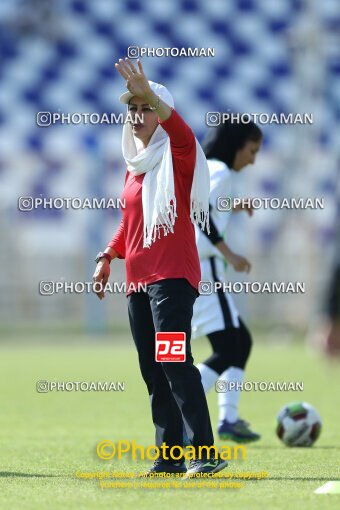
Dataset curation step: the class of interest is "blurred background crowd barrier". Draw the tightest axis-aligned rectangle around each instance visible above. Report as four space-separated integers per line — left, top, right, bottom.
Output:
0 0 339 335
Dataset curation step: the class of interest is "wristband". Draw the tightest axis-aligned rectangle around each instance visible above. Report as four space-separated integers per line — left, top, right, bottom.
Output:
149 95 161 110
95 251 112 264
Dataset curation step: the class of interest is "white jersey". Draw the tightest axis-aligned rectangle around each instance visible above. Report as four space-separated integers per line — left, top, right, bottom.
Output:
195 158 233 261
192 159 240 339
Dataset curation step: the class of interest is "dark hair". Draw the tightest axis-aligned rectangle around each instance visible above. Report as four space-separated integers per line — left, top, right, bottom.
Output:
202 114 262 169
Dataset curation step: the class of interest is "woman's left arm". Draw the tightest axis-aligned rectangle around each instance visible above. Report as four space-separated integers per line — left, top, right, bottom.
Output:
158 110 195 157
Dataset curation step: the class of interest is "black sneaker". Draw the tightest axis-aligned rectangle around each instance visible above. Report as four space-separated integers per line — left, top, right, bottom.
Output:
184 453 228 479
218 418 261 443
141 457 187 477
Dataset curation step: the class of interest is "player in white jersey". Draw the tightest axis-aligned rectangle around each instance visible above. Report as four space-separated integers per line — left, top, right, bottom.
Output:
192 116 263 443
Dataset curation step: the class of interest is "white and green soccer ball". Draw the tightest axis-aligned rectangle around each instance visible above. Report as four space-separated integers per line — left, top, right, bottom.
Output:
276 402 322 447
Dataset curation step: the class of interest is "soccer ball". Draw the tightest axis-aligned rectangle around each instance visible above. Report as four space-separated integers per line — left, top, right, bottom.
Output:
276 402 322 447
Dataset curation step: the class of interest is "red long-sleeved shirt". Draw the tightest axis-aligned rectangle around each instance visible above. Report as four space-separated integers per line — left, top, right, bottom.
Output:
108 109 201 295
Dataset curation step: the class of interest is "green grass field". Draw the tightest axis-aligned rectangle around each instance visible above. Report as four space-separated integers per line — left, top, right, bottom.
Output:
0 332 339 510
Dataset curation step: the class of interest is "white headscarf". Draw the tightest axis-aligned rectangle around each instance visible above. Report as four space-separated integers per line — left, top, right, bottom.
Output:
121 81 210 248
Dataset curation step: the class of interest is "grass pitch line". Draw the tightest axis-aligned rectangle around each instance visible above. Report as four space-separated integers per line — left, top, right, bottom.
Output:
314 481 340 494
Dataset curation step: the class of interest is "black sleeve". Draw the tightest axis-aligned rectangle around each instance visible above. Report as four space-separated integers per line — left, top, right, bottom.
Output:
328 264 340 320
201 204 223 245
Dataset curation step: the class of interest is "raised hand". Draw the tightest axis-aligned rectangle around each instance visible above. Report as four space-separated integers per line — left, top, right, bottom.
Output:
115 58 153 102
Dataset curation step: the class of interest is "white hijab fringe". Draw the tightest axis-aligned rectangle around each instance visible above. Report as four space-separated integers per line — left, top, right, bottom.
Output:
122 119 210 248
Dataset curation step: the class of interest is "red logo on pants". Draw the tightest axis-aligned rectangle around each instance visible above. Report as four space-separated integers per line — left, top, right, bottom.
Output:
155 332 186 362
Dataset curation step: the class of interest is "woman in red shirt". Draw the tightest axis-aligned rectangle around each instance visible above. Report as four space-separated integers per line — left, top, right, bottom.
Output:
93 58 227 477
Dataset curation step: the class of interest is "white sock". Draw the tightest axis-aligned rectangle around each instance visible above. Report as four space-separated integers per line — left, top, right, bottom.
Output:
218 367 244 423
196 363 219 393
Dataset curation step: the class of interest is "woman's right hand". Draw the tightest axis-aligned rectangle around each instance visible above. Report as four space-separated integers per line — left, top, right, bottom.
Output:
93 259 111 300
